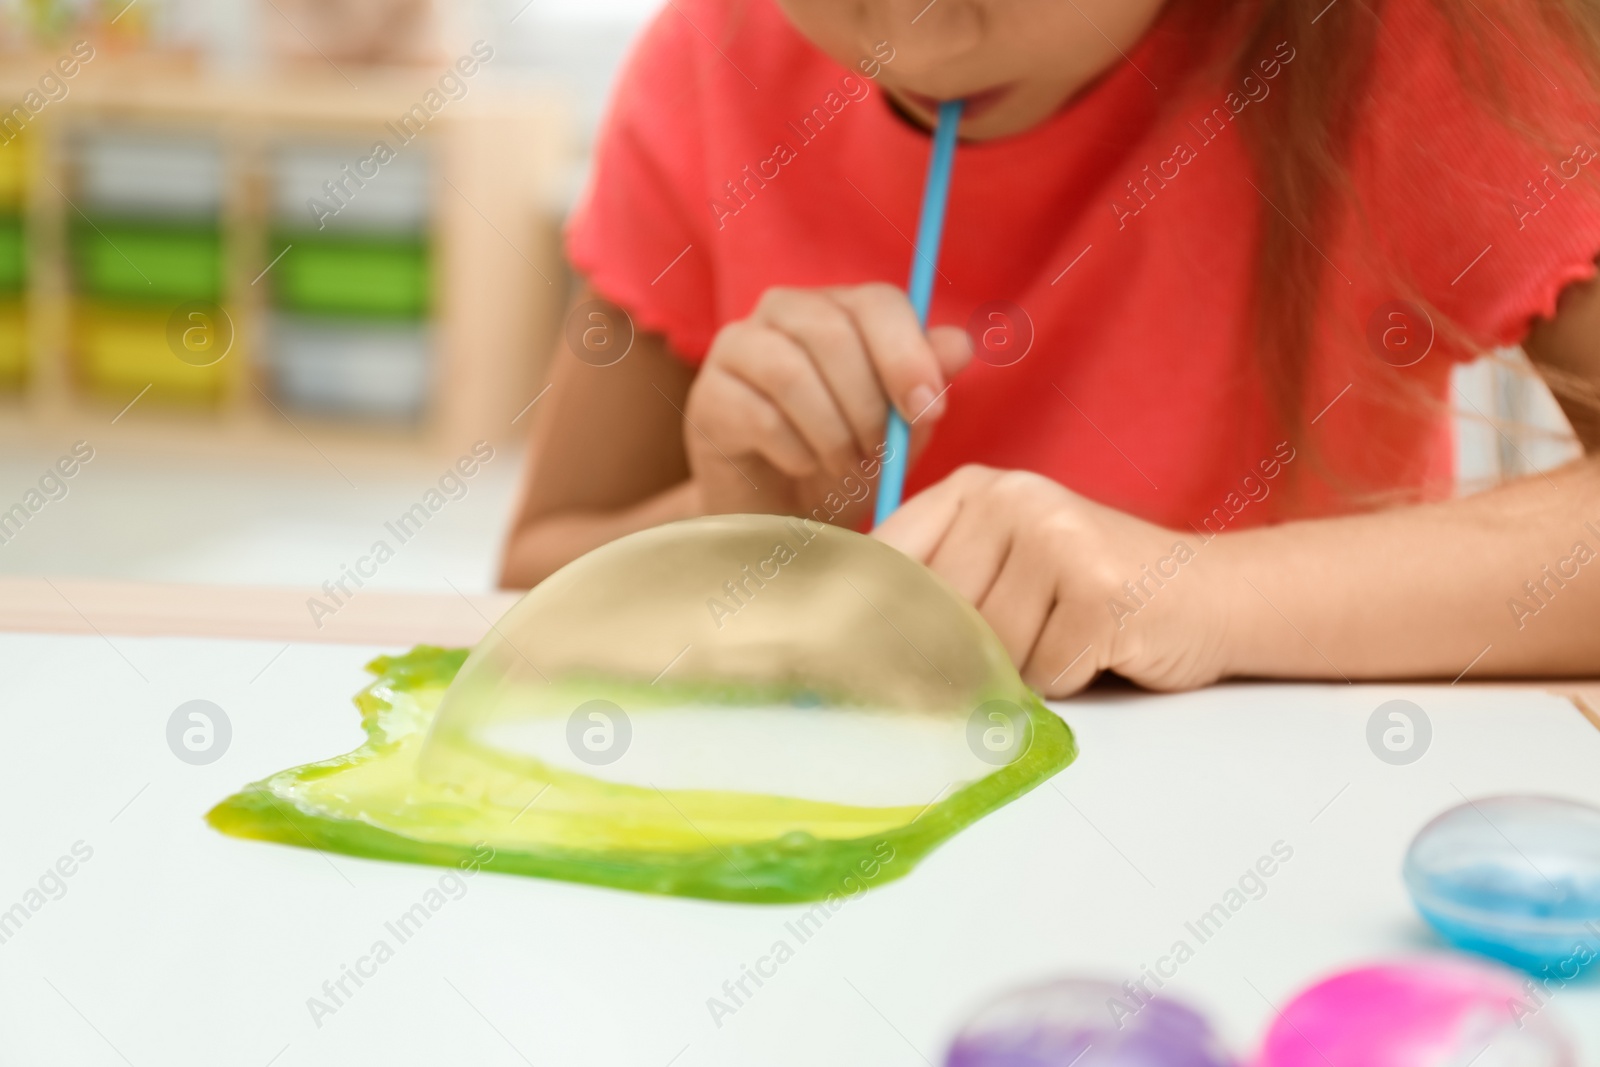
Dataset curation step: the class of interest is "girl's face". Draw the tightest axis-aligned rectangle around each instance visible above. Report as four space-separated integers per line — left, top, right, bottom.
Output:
775 0 1167 140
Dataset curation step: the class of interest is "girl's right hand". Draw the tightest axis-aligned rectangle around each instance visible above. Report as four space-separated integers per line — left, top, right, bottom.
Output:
682 283 972 523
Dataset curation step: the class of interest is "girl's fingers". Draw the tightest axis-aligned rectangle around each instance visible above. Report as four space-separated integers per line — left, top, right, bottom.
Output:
978 531 1060 672
877 467 1106 694
833 283 950 423
905 411 938 470
756 289 887 458
698 282 972 524
898 327 971 463
876 466 1011 606
719 325 859 476
927 324 975 379
1022 602 1103 698
694 363 817 478
871 465 986 560
926 485 1013 608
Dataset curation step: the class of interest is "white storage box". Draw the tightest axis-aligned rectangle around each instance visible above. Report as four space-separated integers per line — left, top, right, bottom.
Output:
77 132 224 216
265 313 433 420
271 142 433 233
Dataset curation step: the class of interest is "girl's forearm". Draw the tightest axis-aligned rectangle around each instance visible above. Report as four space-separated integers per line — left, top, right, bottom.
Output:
498 480 702 589
1212 457 1600 681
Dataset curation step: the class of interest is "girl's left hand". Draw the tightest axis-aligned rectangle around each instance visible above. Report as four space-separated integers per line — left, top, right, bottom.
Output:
873 465 1234 697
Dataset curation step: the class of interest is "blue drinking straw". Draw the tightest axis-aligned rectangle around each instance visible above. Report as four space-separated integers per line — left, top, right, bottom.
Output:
873 98 963 527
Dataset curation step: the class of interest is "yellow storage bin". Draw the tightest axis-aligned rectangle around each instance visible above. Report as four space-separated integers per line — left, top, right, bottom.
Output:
75 302 229 404
0 134 29 212
0 299 24 388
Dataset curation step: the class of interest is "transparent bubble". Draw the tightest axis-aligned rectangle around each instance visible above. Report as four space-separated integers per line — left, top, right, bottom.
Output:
967 700 1032 766
422 515 1045 813
565 699 631 766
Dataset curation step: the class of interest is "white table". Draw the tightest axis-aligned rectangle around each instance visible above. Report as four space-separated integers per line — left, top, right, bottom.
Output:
0 583 1597 1065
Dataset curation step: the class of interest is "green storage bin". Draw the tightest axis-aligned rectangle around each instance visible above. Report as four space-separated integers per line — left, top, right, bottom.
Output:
0 215 23 294
269 232 430 319
71 218 222 303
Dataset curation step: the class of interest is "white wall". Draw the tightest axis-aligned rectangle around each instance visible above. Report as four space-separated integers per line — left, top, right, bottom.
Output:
1452 352 1582 493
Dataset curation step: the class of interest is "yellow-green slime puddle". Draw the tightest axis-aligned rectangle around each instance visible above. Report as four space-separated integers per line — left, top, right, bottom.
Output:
208 645 1076 903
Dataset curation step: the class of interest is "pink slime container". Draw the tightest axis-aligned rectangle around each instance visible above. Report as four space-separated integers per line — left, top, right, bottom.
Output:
1255 958 1576 1067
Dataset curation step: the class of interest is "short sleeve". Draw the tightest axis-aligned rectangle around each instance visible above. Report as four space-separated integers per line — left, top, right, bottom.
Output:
565 5 718 361
1356 0 1600 354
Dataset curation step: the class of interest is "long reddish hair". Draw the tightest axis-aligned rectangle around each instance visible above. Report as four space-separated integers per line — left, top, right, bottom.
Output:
1232 0 1599 497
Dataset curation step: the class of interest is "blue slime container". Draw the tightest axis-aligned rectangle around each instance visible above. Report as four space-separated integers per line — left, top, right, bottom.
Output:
1404 795 1600 976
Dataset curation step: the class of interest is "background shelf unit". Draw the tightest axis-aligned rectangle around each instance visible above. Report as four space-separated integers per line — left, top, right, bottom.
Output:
0 57 572 458
0 130 28 388
69 129 229 405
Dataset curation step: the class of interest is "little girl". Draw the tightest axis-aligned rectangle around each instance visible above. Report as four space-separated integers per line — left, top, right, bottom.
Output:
501 0 1600 695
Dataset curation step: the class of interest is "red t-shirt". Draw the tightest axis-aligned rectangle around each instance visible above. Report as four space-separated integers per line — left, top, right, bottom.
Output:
566 0 1600 530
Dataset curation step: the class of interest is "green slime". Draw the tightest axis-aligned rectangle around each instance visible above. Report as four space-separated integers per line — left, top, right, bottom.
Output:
207 645 1076 903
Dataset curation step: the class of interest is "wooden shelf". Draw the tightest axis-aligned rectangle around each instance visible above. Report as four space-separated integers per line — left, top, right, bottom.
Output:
0 55 574 456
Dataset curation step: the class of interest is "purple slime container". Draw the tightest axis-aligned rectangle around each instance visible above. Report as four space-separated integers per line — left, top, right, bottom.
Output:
946 978 1236 1067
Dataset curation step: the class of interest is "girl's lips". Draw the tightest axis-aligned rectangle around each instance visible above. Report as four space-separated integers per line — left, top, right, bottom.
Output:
899 84 1015 122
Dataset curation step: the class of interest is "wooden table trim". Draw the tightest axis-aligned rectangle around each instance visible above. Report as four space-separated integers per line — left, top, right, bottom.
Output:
0 577 522 648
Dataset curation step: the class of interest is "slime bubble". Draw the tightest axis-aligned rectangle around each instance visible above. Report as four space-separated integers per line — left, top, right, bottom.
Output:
209 516 1076 902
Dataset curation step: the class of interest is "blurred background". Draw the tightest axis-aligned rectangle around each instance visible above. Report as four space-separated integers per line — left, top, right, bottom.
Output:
0 0 1582 596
